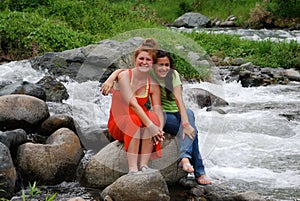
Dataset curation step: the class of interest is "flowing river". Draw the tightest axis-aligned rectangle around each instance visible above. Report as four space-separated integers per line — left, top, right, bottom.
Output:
1 28 299 201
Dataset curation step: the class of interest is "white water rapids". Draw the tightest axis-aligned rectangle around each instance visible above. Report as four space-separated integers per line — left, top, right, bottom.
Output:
1 59 299 200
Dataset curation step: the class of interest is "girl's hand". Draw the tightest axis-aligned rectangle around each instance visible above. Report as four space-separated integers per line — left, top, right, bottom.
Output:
100 80 114 95
182 124 195 140
152 132 165 145
144 122 165 145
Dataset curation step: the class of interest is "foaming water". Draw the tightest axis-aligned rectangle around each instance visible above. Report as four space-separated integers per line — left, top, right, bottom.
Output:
0 61 44 83
184 81 300 200
1 62 299 200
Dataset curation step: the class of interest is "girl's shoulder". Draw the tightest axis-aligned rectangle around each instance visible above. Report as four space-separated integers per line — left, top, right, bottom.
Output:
149 76 159 85
172 69 180 76
118 69 130 79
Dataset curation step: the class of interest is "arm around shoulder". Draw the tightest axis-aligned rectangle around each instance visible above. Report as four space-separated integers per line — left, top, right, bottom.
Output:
100 69 126 95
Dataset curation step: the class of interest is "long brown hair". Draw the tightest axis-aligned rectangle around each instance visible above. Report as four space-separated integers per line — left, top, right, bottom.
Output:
156 50 176 100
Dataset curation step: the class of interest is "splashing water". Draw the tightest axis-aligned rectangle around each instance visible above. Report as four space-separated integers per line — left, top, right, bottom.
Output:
1 60 299 201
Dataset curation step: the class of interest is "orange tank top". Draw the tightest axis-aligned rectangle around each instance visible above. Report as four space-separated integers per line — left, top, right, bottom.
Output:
108 69 151 123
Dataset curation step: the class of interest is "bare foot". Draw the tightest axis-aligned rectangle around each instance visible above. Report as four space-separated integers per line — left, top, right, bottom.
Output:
178 158 194 173
196 174 212 185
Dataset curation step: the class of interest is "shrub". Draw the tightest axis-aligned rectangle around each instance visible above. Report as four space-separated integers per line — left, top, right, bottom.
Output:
247 3 273 28
0 11 95 60
0 0 50 11
266 0 300 18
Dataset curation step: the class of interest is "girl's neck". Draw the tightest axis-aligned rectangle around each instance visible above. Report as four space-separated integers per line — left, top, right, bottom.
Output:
132 68 148 81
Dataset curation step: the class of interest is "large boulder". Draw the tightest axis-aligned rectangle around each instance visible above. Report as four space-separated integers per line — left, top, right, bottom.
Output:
101 170 170 201
77 134 186 188
0 142 16 199
16 128 83 184
172 12 210 28
29 37 144 83
0 94 50 132
36 76 69 102
37 114 77 136
0 129 27 149
184 88 229 109
0 81 46 101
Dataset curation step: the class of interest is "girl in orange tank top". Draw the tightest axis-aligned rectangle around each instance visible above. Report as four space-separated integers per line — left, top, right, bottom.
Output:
106 44 164 173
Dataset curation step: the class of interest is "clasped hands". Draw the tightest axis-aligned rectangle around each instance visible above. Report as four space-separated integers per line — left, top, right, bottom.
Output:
145 122 165 145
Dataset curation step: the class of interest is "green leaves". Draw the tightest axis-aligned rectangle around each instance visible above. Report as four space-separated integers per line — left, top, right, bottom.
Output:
20 181 57 201
187 31 300 69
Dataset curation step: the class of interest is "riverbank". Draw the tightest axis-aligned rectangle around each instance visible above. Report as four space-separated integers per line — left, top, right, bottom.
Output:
1 0 300 70
1 35 300 201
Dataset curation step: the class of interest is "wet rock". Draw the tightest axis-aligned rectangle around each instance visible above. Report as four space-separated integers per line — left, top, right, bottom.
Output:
38 114 77 136
184 88 229 111
0 94 50 132
36 76 69 102
218 64 292 87
172 12 210 28
0 81 47 101
284 68 300 81
0 129 27 149
76 125 111 154
78 134 186 188
16 128 83 184
0 142 16 199
101 170 170 201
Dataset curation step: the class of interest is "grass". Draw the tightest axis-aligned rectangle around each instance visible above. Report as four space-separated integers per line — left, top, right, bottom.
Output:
186 31 300 69
125 0 260 25
0 0 299 80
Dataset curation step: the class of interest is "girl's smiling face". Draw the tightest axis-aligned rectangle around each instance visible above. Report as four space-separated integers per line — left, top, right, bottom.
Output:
134 51 153 72
154 56 170 79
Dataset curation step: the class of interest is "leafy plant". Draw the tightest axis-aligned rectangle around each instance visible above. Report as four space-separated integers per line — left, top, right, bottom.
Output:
186 31 300 69
0 182 9 201
21 182 57 201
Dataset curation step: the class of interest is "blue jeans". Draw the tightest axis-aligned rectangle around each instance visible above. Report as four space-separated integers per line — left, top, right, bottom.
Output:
163 109 206 178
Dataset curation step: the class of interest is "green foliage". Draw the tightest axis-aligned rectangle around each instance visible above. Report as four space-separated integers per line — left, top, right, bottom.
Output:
36 0 161 37
187 31 300 69
176 1 193 17
0 0 50 11
0 0 162 59
185 0 259 24
266 0 300 18
21 182 57 201
0 0 299 79
0 10 95 60
0 182 8 201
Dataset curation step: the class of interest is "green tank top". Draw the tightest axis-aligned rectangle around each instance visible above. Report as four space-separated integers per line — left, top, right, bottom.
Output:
149 69 181 112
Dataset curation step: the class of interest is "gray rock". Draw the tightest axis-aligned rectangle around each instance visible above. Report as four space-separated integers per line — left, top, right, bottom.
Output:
37 114 77 136
0 142 16 199
78 134 186 188
36 76 69 102
0 94 50 132
0 81 46 101
184 88 229 110
172 12 210 28
101 170 170 201
285 68 300 81
0 129 27 149
16 128 83 184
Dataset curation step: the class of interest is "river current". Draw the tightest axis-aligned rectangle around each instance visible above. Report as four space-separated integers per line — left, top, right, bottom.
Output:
1 28 299 201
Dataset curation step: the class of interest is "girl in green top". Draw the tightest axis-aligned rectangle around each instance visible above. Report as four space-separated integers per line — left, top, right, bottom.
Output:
150 49 211 185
